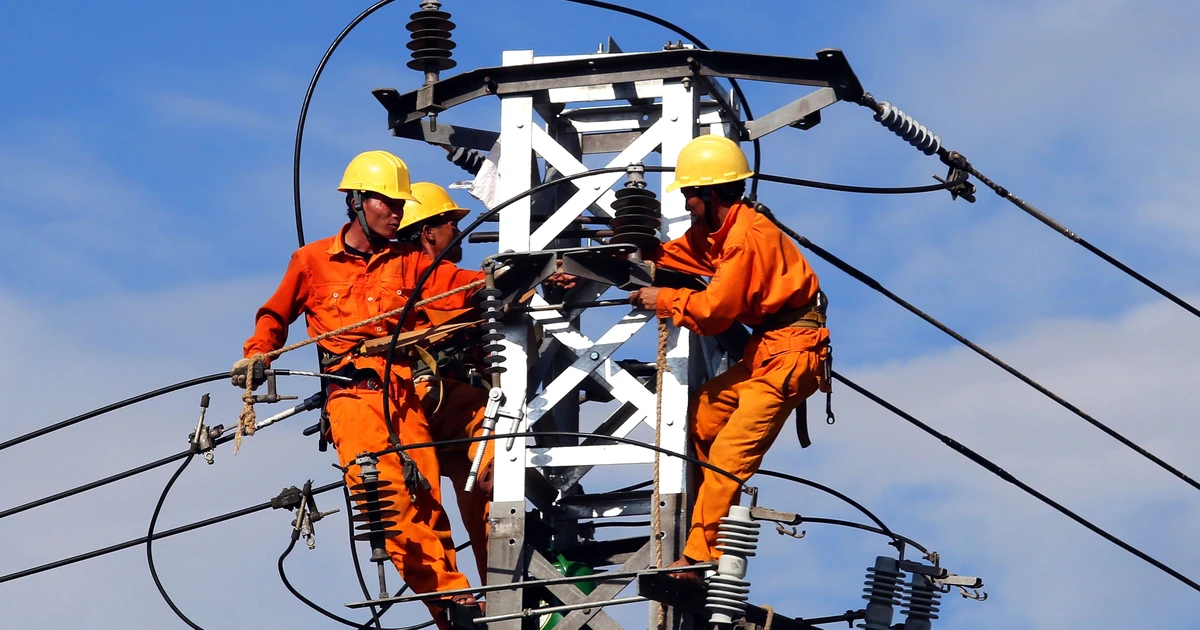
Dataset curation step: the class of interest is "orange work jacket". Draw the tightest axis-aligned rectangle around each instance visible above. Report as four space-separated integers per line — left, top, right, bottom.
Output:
652 201 828 366
243 226 486 372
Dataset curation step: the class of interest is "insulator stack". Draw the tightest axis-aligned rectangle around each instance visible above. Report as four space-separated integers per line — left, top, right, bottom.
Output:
350 456 401 598
609 183 662 258
873 101 941 156
406 1 456 83
706 505 760 626
901 572 942 630
477 287 507 375
859 556 906 630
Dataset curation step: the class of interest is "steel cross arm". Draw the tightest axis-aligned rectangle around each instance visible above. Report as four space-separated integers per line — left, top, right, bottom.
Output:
638 573 868 630
373 49 864 127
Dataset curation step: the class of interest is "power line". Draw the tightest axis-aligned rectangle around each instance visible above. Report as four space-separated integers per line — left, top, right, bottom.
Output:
0 481 345 585
833 369 1200 593
0 372 227 453
753 201 1200 496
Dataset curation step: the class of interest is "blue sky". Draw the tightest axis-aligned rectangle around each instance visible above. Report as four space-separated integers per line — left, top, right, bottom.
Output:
3 1 1200 628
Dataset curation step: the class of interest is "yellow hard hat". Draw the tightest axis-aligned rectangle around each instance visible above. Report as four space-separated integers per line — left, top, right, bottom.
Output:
398 182 470 231
664 135 754 192
337 150 416 201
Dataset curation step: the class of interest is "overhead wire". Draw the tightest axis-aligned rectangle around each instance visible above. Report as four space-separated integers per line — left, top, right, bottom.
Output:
292 0 398 247
0 431 908 588
833 369 1200 593
278 533 446 630
0 372 228 453
561 0 764 197
753 200 1200 496
0 480 344 585
146 453 205 630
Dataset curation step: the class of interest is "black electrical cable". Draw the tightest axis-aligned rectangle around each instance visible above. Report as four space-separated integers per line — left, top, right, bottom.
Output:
833 369 1200 593
146 453 205 630
293 0 398 247
756 172 965 196
610 479 654 493
278 536 435 630
0 447 197 521
0 481 345 585
751 201 1200 497
561 0 763 197
344 486 386 630
859 93 1200 322
0 372 227 453
796 516 929 555
757 468 896 543
965 159 1200 320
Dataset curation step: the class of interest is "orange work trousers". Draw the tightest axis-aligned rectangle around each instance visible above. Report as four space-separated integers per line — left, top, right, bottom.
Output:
326 381 469 628
414 377 494 579
683 348 822 562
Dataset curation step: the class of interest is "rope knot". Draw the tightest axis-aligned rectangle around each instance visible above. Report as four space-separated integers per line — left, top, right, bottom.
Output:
235 353 267 453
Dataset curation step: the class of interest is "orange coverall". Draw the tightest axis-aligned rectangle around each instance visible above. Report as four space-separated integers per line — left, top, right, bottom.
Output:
394 244 493 578
653 201 830 563
243 225 470 624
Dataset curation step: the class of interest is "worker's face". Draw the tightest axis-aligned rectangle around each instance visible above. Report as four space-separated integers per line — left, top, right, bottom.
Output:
681 187 709 225
363 193 405 239
424 217 463 263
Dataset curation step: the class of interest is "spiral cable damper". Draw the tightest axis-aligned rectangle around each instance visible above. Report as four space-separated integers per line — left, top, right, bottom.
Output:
873 102 942 156
609 165 662 261
706 505 760 626
407 1 456 85
901 572 942 630
859 556 906 630
348 454 402 598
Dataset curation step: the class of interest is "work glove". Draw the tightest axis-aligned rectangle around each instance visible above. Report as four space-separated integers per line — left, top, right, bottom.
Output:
230 357 267 389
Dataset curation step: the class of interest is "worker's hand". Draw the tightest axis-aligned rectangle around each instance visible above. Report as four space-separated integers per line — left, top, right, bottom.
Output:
230 357 266 389
543 272 579 292
477 458 494 497
629 287 661 311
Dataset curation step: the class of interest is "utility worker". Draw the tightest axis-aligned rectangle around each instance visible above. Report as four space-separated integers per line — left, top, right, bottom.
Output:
393 181 493 579
628 135 830 574
232 151 478 624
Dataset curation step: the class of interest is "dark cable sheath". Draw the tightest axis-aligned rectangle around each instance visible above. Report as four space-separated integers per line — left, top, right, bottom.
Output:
752 201 1200 496
0 372 227 453
292 0 397 247
756 468 896 542
0 448 191 521
561 0 763 197
833 369 1200 593
278 536 434 630
962 160 1200 320
756 172 965 196
344 486 385 630
146 453 205 630
0 481 345 585
797 517 929 555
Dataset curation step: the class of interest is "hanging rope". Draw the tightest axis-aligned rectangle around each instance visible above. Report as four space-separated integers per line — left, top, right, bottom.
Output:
651 261 671 630
234 279 485 450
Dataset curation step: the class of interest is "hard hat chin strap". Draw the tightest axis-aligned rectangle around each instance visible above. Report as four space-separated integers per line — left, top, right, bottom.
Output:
701 187 717 230
352 190 389 247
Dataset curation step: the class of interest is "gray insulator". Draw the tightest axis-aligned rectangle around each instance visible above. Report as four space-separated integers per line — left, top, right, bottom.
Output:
707 505 761 626
874 101 942 156
446 146 485 175
859 556 905 630
901 572 942 630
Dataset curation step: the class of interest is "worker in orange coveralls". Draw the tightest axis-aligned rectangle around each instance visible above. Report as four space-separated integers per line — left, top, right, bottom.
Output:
629 135 831 575
392 181 493 579
231 151 478 624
